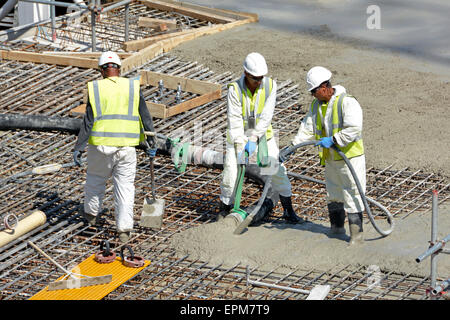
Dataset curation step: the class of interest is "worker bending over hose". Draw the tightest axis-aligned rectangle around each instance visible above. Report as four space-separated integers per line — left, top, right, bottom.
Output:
220 52 304 224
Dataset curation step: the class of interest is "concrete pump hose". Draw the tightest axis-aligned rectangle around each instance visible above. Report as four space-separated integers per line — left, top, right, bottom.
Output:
284 141 394 237
247 176 272 217
233 176 272 235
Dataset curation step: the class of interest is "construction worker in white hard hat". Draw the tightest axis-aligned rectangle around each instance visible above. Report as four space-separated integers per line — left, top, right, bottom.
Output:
73 51 157 243
219 52 304 224
280 66 366 245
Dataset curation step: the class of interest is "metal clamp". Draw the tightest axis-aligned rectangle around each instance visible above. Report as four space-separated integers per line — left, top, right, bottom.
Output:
120 245 145 268
94 240 116 264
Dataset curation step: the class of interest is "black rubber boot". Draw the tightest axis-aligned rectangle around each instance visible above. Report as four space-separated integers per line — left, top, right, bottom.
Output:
279 195 305 224
217 201 233 221
250 197 274 226
348 212 364 245
327 202 346 235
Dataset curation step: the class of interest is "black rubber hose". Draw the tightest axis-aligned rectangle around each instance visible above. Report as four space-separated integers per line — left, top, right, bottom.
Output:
283 141 394 237
233 176 272 235
0 113 83 134
0 114 266 184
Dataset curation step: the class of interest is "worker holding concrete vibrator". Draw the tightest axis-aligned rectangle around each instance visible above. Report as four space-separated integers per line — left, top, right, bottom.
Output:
73 51 157 243
280 66 366 245
219 52 304 224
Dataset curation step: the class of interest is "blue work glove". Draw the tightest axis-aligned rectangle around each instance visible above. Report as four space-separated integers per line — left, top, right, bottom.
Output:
244 141 257 156
73 150 82 166
237 150 249 164
279 146 291 163
315 137 334 148
146 148 157 158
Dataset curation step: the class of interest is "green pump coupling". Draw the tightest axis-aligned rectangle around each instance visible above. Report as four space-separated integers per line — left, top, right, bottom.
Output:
169 137 190 173
143 132 189 173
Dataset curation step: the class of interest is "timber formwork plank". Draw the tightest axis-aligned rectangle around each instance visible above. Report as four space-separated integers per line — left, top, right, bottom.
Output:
138 0 240 24
0 50 98 69
140 70 222 118
69 70 222 119
137 17 178 31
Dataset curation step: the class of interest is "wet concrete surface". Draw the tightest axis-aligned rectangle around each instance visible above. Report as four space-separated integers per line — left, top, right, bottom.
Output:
188 0 450 79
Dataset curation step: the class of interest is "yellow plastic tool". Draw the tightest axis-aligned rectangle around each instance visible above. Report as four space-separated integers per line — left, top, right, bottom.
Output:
30 252 150 300
28 241 112 291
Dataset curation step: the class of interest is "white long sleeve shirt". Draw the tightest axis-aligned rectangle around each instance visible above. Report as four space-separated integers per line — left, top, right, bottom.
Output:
292 85 363 148
227 74 277 145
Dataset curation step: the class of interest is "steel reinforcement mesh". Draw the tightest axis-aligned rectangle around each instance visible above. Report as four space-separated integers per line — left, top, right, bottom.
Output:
1 1 217 53
0 54 448 300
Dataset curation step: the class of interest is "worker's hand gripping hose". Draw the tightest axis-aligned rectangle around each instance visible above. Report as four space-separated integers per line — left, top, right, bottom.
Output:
282 141 394 237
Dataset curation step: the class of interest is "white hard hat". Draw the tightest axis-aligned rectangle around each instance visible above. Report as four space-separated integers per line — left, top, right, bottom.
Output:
306 66 332 91
243 52 268 77
98 51 121 67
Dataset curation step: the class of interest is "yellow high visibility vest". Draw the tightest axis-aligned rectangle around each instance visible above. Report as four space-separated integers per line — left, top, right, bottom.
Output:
87 76 143 147
311 93 364 165
227 77 274 143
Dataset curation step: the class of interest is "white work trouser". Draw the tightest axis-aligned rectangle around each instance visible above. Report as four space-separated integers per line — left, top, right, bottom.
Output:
325 154 366 213
220 138 292 206
84 145 137 232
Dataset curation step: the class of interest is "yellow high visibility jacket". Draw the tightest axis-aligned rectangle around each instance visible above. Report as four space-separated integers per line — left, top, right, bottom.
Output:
87 76 143 147
227 77 274 143
311 93 364 165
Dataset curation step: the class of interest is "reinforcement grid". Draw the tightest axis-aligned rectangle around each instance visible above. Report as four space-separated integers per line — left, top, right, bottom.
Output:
0 54 448 300
0 2 215 53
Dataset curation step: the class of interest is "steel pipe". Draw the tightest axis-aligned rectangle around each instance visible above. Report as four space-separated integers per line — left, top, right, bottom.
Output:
0 0 18 22
430 189 438 295
124 3 129 42
246 267 310 295
50 0 56 42
90 0 96 51
19 0 91 10
101 0 132 13
415 234 450 263
431 279 450 296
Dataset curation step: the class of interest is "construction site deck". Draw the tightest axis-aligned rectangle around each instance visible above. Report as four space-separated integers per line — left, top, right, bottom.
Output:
0 0 449 301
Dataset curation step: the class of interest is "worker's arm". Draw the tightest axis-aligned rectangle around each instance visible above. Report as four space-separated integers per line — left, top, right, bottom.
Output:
73 98 94 152
227 85 246 146
252 79 277 141
138 91 156 148
333 96 363 147
291 108 316 146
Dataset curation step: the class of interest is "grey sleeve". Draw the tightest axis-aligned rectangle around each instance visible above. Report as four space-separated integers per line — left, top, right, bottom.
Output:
138 91 156 148
73 99 94 152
